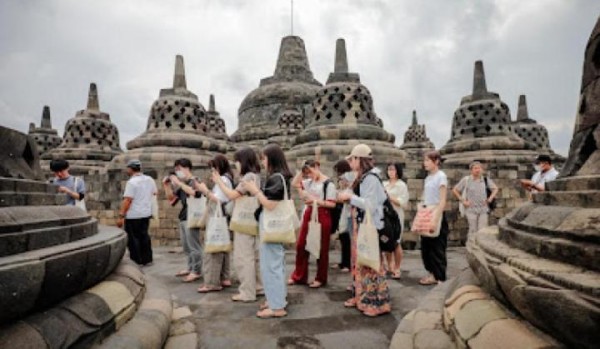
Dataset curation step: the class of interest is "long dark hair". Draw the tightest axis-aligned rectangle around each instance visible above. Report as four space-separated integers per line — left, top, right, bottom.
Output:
262 143 292 178
386 162 403 180
352 157 374 189
234 147 260 175
208 154 234 180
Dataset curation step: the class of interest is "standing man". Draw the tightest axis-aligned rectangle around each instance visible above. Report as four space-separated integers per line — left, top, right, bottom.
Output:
452 161 498 237
520 154 559 197
163 158 204 283
117 159 157 266
49 159 86 206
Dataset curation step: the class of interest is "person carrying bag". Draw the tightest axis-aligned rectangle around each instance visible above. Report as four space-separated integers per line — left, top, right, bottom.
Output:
356 207 381 270
260 173 297 244
305 201 321 259
205 204 232 253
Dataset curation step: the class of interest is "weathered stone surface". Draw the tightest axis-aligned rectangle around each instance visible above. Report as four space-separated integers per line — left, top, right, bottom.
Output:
28 106 62 155
453 300 508 340
413 329 453 349
164 333 198 349
0 126 44 180
0 321 47 349
468 318 556 349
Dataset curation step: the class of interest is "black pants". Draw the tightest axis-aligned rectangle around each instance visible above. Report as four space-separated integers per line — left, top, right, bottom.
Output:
420 214 449 281
124 217 153 265
339 232 351 269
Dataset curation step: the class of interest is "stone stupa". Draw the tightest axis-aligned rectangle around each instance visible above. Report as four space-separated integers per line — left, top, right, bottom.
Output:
287 38 405 170
41 83 122 174
27 105 62 155
109 55 228 170
230 35 322 149
400 110 435 152
205 94 229 142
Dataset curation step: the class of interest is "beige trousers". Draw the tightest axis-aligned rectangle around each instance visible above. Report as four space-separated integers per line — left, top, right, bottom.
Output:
202 250 231 288
465 211 489 236
233 232 263 300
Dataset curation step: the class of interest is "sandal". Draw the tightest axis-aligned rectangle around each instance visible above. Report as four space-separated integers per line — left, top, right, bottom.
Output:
256 289 265 297
344 298 357 308
182 273 201 282
221 280 232 287
419 276 438 285
197 286 223 293
232 294 256 302
175 270 190 277
256 308 287 319
259 302 269 310
340 267 350 273
391 271 401 280
309 281 323 288
287 278 298 286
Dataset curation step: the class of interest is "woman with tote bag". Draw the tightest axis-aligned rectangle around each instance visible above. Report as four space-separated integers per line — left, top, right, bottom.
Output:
288 160 336 288
416 151 449 285
337 144 391 317
196 155 234 293
242 144 293 319
212 147 264 302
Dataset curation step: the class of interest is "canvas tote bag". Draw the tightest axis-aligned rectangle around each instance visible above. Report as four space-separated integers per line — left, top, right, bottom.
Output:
205 203 232 253
356 207 381 270
187 196 207 229
229 195 259 236
261 173 297 244
151 195 159 221
411 204 442 237
305 201 321 259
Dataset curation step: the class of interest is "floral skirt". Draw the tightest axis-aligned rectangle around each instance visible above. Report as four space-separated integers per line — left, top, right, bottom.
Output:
350 210 391 316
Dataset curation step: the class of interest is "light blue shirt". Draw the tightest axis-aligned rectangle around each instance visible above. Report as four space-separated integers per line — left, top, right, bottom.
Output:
350 169 386 230
52 175 85 206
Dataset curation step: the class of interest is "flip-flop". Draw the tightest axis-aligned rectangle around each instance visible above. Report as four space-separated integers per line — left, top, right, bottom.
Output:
391 271 401 280
309 281 323 288
182 273 201 282
197 286 223 293
175 270 190 277
418 276 438 285
340 267 350 273
344 298 357 308
259 302 269 310
221 280 232 287
287 279 298 286
256 308 287 319
232 294 256 302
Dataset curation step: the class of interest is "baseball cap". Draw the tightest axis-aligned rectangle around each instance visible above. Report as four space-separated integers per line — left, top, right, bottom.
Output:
126 159 142 169
346 144 372 160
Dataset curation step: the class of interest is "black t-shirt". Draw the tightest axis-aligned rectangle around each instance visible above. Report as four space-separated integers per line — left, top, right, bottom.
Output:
172 178 202 221
254 173 290 220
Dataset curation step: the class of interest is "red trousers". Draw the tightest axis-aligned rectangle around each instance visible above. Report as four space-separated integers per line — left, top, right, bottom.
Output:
290 206 332 284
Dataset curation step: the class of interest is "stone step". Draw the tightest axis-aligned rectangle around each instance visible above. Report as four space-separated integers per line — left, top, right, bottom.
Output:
533 190 600 208
545 175 600 192
467 226 600 348
0 226 126 325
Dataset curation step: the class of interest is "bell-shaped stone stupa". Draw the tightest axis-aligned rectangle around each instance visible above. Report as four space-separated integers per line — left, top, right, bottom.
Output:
28 105 62 155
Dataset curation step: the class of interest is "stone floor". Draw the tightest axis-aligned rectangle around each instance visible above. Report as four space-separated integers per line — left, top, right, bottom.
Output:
142 246 468 349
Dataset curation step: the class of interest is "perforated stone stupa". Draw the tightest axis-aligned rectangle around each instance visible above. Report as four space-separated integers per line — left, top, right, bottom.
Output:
41 83 122 174
287 38 405 169
28 106 62 155
109 55 227 170
230 36 322 149
440 61 544 165
206 94 229 141
400 110 435 151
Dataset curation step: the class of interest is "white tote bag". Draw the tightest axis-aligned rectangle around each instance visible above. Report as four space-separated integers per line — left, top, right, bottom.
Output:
305 201 321 259
229 196 259 236
74 177 87 212
205 204 232 253
187 196 207 229
458 176 469 218
356 208 381 270
261 173 297 244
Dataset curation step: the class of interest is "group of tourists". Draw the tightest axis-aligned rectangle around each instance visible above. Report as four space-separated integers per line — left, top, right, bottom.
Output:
47 145 560 319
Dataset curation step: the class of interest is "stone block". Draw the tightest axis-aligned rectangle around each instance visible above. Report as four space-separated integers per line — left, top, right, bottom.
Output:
0 231 28 257
164 333 198 349
468 318 555 349
171 306 192 321
413 311 441 331
453 300 508 340
444 291 489 324
0 321 47 349
0 261 45 324
389 332 413 349
414 329 453 349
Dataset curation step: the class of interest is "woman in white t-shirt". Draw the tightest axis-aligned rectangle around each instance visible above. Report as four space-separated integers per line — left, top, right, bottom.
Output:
419 151 449 285
289 160 337 288
383 163 409 280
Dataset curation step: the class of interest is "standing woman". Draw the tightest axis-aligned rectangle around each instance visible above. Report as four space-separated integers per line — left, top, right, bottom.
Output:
196 155 234 293
338 144 391 317
383 163 409 279
242 144 292 318
332 160 353 272
212 147 264 302
419 151 449 285
289 160 336 288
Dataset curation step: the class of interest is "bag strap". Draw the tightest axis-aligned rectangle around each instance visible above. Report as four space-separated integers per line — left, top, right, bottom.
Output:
311 200 319 222
274 173 289 200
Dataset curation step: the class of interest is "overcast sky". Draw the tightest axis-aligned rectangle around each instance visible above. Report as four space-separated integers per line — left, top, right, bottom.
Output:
1 0 599 156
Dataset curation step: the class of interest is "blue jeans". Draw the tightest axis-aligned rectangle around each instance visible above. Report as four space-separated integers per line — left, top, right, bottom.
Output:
259 215 287 310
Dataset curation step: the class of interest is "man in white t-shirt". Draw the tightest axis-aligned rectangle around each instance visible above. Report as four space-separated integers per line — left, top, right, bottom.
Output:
520 154 559 198
117 159 158 266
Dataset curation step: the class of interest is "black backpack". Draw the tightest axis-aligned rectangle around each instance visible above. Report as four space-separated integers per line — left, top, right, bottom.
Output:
484 177 496 211
323 179 344 234
358 173 401 253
